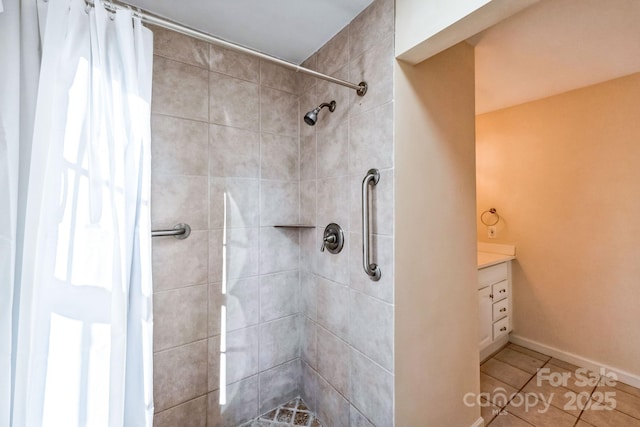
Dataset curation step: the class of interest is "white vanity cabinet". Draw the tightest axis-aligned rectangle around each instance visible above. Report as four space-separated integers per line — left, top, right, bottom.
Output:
478 260 512 360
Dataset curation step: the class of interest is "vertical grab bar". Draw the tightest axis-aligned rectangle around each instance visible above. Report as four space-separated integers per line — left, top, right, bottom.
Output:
362 169 381 281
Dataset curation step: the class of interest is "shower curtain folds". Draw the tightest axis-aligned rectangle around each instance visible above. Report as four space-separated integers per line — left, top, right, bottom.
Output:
12 0 154 425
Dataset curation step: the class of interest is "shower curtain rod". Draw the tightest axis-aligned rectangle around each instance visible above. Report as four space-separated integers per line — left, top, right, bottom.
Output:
87 0 369 96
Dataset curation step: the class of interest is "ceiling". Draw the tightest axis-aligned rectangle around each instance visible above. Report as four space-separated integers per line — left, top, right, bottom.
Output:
126 0 374 64
472 0 640 114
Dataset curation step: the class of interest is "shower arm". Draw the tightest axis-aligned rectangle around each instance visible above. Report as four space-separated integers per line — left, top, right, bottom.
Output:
84 0 369 97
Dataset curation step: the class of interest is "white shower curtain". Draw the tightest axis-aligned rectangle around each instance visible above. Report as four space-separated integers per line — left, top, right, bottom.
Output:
11 0 155 425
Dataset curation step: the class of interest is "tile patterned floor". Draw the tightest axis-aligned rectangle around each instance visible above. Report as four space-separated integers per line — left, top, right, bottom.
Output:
480 343 640 427
240 397 322 427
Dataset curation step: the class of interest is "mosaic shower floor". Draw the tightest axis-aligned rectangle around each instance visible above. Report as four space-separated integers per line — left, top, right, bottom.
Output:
240 397 322 427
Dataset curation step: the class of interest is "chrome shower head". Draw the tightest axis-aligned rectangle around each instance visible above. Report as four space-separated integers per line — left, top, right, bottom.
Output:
304 100 336 126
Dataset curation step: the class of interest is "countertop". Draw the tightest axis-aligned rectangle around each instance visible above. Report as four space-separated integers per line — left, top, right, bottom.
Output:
477 251 515 269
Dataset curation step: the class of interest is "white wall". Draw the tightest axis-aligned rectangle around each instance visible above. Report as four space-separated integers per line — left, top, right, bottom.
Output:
395 0 537 64
395 42 480 426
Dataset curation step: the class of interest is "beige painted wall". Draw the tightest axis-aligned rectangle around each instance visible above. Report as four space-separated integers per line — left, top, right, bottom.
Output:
476 73 640 378
395 42 481 426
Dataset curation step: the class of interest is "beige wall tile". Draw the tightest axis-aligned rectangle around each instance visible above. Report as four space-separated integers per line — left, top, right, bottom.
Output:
348 290 393 372
259 315 300 370
260 60 300 94
301 317 317 368
315 65 350 130
209 228 259 282
226 326 260 384
316 176 349 232
154 340 208 412
151 175 208 231
152 25 209 69
209 72 259 131
350 406 374 427
260 271 300 322
207 376 259 426
209 124 260 178
152 230 208 291
300 180 316 226
208 282 223 336
259 180 299 226
225 277 260 332
349 349 393 427
259 228 299 274
316 375 349 427
348 101 393 175
299 229 318 275
300 134 317 181
349 0 394 59
154 395 207 427
258 359 301 414
316 27 349 75
300 271 317 321
317 326 350 397
260 133 299 181
151 115 208 176
210 178 260 229
208 336 220 392
154 285 208 351
349 233 393 303
349 35 394 115
301 362 320 413
209 44 259 83
152 56 209 121
317 120 348 179
316 277 349 340
316 229 349 285
299 54 318 93
260 87 299 137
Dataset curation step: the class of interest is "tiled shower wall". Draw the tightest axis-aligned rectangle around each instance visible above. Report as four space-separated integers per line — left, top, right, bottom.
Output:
148 0 395 424
149 26 305 426
298 0 396 425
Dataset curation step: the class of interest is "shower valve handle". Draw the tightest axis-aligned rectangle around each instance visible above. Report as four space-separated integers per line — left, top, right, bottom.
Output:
320 223 344 254
320 235 336 252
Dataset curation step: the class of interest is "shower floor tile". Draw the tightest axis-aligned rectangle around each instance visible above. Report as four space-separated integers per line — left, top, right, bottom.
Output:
240 397 322 427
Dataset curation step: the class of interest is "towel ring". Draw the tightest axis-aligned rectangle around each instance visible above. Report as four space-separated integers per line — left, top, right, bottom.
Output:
481 208 500 226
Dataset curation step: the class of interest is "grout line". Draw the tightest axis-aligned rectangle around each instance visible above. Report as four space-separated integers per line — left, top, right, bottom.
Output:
154 393 209 416
153 337 209 355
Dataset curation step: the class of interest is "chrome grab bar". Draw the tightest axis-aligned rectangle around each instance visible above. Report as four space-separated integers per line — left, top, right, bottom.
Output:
361 169 381 281
151 223 191 240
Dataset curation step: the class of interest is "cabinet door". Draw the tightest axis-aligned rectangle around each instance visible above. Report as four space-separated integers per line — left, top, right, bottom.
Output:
478 286 493 350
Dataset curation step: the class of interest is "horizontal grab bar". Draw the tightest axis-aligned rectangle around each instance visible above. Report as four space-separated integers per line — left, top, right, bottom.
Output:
151 223 191 240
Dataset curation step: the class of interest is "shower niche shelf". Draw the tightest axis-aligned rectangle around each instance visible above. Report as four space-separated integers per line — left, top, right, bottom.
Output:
273 224 316 229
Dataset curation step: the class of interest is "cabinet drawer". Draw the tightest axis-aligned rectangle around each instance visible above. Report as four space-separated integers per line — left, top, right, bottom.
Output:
478 262 508 288
493 317 509 340
492 280 509 302
493 298 509 321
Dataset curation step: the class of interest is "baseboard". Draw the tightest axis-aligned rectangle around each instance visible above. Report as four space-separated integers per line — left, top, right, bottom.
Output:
510 334 640 389
470 416 485 427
